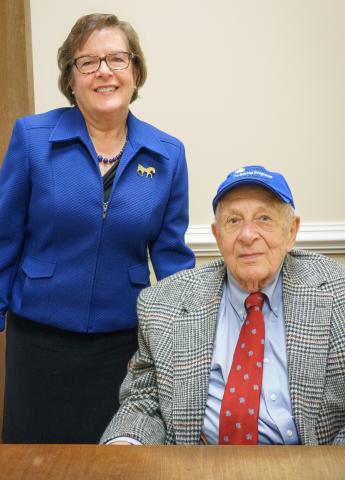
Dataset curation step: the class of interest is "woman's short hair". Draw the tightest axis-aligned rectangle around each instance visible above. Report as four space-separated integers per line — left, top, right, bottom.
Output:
57 13 147 105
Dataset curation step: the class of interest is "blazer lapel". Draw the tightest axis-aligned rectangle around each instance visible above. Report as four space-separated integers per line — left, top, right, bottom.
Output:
113 111 169 185
282 254 333 444
172 261 225 444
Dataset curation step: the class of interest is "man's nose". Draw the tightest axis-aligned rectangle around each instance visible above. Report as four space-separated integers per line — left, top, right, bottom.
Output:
237 221 258 243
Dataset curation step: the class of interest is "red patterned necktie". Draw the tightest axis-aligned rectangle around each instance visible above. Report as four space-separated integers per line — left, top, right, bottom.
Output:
219 291 265 445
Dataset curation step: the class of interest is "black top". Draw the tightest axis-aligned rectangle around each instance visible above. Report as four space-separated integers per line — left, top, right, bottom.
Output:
102 162 119 203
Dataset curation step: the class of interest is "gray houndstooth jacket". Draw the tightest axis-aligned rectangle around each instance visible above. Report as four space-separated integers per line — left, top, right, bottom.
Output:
101 249 345 445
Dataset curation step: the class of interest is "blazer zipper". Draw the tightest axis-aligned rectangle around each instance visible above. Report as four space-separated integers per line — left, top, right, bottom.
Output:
102 201 108 219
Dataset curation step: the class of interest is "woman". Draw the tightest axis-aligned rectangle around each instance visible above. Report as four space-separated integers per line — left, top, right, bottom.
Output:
0 13 194 443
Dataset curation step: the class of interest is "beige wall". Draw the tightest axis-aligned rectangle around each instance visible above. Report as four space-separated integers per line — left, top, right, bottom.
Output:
30 0 345 255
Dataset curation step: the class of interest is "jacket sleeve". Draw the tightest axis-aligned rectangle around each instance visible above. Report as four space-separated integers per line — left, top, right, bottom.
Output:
148 142 195 280
330 296 345 445
0 119 30 330
333 429 345 445
100 290 167 445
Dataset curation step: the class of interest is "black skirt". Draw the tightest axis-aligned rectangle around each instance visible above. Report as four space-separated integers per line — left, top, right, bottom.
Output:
2 312 138 444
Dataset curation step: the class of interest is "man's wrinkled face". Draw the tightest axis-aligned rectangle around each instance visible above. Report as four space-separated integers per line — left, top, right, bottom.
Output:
212 185 300 292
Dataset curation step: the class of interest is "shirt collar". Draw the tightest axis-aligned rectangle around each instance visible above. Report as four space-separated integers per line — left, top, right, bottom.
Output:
49 107 90 144
226 265 283 321
49 107 169 159
126 111 169 158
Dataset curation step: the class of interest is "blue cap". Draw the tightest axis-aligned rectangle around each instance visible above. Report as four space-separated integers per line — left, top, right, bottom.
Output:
212 165 295 212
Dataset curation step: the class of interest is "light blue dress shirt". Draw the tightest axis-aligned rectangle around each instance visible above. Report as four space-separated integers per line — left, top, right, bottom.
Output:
202 269 300 445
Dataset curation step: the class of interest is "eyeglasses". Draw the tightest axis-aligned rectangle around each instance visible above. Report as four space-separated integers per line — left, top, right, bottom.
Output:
73 51 135 74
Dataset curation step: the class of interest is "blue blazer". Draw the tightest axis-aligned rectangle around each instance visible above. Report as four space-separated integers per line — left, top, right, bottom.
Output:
0 107 195 332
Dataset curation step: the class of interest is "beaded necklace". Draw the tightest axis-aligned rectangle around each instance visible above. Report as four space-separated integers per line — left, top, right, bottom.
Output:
96 128 128 164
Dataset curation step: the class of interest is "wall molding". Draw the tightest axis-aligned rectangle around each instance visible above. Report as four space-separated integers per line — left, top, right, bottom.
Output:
186 223 345 257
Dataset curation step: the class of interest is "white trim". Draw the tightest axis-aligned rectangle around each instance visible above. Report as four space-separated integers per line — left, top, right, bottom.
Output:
186 223 345 256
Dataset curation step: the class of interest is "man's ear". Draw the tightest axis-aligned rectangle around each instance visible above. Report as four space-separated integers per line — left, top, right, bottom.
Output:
211 222 218 242
286 216 300 252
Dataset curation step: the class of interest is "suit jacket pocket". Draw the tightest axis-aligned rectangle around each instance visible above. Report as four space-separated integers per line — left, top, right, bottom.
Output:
128 262 150 286
21 256 56 278
13 256 56 319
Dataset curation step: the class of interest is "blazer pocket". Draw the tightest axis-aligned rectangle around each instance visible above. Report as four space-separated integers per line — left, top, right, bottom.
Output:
13 256 56 318
21 256 56 278
128 262 150 286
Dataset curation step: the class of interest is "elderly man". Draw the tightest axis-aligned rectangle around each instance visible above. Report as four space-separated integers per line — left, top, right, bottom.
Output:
101 165 345 445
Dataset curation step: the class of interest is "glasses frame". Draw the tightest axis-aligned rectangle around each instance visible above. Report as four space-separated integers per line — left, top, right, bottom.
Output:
73 51 135 75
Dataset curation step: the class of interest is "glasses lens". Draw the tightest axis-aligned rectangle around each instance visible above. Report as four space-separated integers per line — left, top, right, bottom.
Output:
76 56 100 74
106 52 130 70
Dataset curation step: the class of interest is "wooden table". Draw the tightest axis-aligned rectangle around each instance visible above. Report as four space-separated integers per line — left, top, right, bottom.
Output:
0 444 344 480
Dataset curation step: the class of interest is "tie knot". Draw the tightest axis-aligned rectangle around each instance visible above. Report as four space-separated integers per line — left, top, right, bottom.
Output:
245 292 264 311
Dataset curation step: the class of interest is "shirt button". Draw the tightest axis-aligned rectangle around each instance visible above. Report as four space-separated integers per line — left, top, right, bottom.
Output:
287 429 293 437
270 393 277 401
264 358 269 364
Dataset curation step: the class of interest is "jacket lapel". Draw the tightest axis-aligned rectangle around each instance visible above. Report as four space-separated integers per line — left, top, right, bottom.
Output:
113 111 169 184
172 261 225 444
282 253 333 444
49 108 170 179
49 107 97 161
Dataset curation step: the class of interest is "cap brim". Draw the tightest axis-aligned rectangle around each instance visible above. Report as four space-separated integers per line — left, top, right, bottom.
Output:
212 178 294 212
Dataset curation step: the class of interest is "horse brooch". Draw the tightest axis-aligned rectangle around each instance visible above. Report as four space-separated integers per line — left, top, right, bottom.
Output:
137 164 156 178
